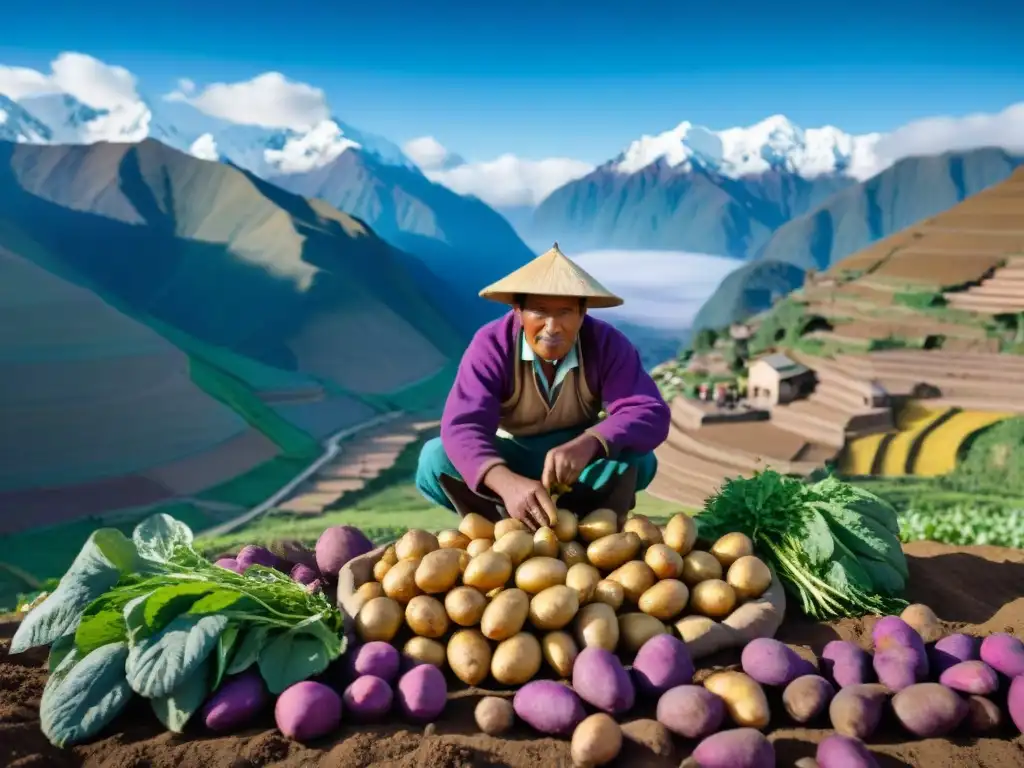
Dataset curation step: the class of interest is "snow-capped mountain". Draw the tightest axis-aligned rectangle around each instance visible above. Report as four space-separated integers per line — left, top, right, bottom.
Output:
612 114 882 180
0 95 51 142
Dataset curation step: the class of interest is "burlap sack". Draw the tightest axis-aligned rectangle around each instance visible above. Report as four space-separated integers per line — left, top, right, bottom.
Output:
335 544 787 660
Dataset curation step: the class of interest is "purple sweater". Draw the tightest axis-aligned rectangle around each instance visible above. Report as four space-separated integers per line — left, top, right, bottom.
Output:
440 311 671 493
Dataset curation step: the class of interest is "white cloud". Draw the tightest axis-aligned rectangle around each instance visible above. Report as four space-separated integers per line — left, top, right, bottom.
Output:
406 137 594 208
0 52 139 109
165 72 329 130
872 102 1024 169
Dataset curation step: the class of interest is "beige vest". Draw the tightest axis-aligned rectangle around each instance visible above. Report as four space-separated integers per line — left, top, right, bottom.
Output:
498 338 600 437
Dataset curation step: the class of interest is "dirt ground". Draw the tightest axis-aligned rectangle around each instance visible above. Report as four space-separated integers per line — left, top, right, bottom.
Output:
2 541 1023 768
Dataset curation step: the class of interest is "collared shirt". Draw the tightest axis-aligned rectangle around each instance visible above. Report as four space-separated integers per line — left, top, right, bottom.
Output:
520 332 579 405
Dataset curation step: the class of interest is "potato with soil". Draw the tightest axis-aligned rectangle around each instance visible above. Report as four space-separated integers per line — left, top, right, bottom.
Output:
202 670 269 731
447 629 493 686
741 638 817 687
624 514 663 547
656 684 725 739
663 513 698 556
816 735 879 768
315 525 373 577
396 663 447 722
820 640 874 688
445 586 487 627
1008 674 1024 734
899 603 943 643
492 632 543 685
782 675 834 724
513 680 587 736
382 559 422 604
351 641 401 681
592 579 624 610
463 550 513 591
710 532 755 568
516 557 568 593
475 696 515 736
979 632 1024 678
620 719 674 759
688 728 775 768
587 531 642 570
395 529 439 561
828 683 889 740
275 681 342 741
638 579 689 620
571 713 622 767
891 682 968 737
965 695 1002 734
414 548 463 593
618 612 668 653
405 595 449 638
356 596 404 642
607 560 657 604
542 631 579 678
681 550 723 585
343 675 393 721
560 541 589 567
529 584 580 630
633 634 695 696
575 602 620 651
690 579 737 618
579 508 617 542
930 633 979 675
703 671 770 729
565 563 601 603
645 543 684 580
402 637 446 669
573 647 636 715
872 616 928 691
939 660 999 695
726 556 772 600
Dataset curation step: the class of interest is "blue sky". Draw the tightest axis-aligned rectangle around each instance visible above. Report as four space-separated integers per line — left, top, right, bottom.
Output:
3 0 1023 163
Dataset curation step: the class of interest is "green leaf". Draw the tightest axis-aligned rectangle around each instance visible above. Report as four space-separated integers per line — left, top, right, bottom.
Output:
212 624 241 691
227 626 269 676
125 614 227 699
75 609 127 655
258 629 333 694
141 582 218 635
151 657 211 733
11 529 140 654
858 558 907 597
133 513 194 562
802 509 836 566
123 591 155 645
187 589 251 616
48 634 76 673
40 642 133 748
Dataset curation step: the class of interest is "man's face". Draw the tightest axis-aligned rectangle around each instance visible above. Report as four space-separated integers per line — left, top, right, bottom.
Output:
516 294 585 362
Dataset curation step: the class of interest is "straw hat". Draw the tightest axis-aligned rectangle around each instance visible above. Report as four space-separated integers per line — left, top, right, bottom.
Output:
479 242 624 308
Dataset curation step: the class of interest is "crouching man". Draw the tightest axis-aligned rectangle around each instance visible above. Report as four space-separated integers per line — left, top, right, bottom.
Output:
415 243 671 530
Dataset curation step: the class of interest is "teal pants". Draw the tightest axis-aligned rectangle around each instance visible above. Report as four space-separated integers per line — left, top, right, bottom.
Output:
415 426 657 512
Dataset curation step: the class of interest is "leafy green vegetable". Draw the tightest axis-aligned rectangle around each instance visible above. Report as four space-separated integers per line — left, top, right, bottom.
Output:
227 625 270 675
258 628 337 694
151 658 212 733
126 614 229 699
212 624 241 690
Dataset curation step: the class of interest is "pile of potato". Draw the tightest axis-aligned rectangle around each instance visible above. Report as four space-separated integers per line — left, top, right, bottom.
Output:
350 509 774 687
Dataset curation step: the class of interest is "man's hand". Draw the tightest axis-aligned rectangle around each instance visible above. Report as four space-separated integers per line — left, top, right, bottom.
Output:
483 465 558 531
542 433 602 491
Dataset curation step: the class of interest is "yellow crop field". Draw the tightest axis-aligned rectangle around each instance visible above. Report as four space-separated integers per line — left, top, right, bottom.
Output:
840 432 888 475
911 410 1013 476
879 403 952 476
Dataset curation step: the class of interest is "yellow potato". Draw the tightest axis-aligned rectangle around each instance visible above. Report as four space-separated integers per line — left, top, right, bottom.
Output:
382 558 422 603
575 602 620 651
533 526 560 558
486 586 505 599
415 548 463 593
560 541 589 567
571 713 622 768
467 538 494 557
395 529 439 561
492 530 535 566
463 550 513 591
644 543 684 580
355 596 404 642
681 551 723 586
529 585 580 630
663 513 698 556
592 579 625 611
381 545 398 566
403 636 446 668
587 532 642 571
437 529 472 550
457 550 472 573
491 632 543 685
704 671 770 729
445 586 488 627
447 629 492 686
405 595 449 638
372 559 393 582
675 614 718 644
553 509 579 542
606 561 657 604
618 612 668 653
352 581 385 614
459 513 496 541
494 518 527 539
542 631 579 678
579 508 618 542
623 515 663 548
638 579 690 620
689 579 737 618
565 563 601 604
481 588 530 641
475 696 514 736
516 557 568 594
710 532 755 568
726 555 772 600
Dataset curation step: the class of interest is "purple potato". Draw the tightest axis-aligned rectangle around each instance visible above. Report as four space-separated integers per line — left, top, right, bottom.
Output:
965 695 1002 734
343 675 393 720
396 663 447 722
816 734 879 768
782 675 835 724
690 728 775 768
214 557 244 574
872 617 928 681
202 671 268 731
656 685 726 740
820 640 874 688
290 563 319 585
740 637 816 687
632 634 695 696
350 641 401 682
930 633 979 675
828 684 889 740
938 660 999 695
891 683 968 738
874 647 926 692
275 681 342 741
979 633 1024 679
315 525 373 578
1010 675 1024 734
236 545 280 572
572 647 635 715
513 680 587 736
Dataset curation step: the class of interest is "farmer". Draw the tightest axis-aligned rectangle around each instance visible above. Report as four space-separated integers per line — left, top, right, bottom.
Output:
415 243 671 530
